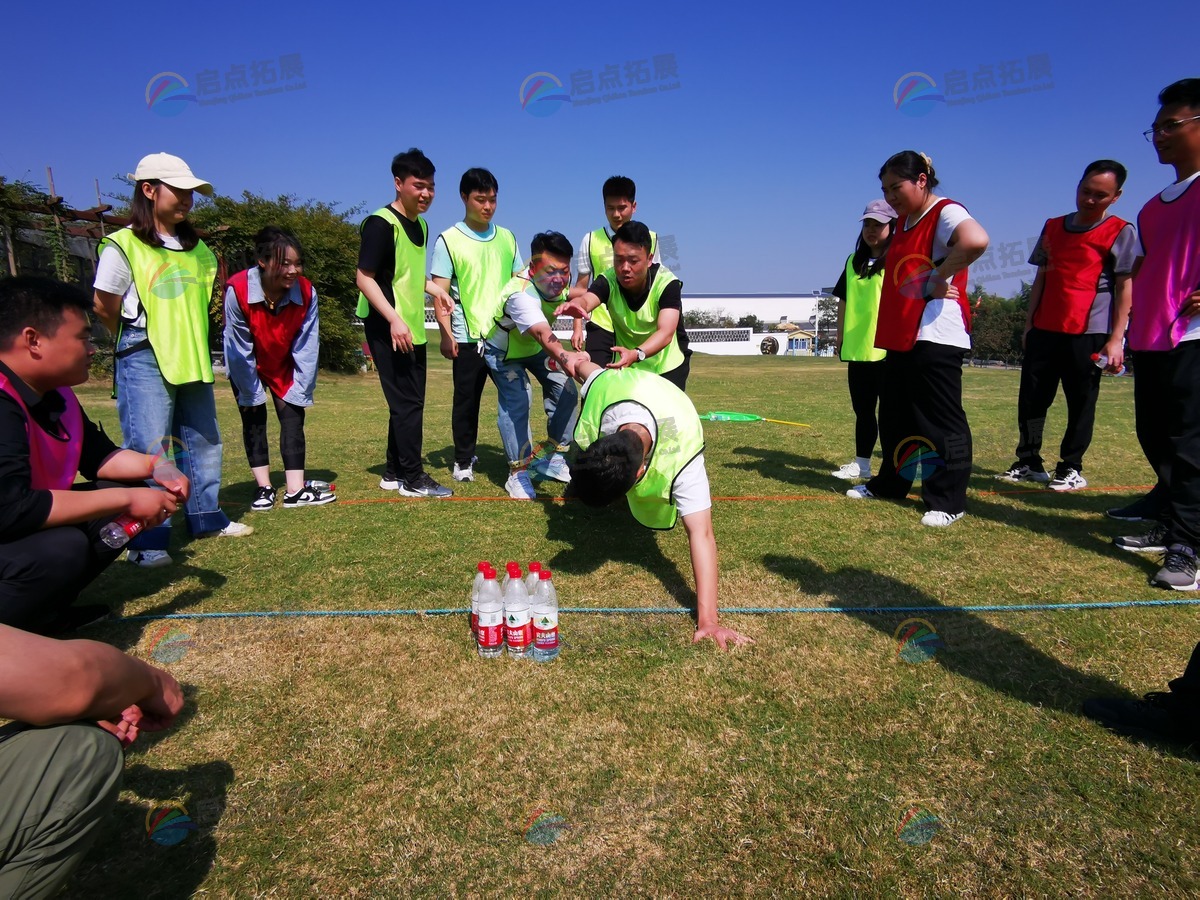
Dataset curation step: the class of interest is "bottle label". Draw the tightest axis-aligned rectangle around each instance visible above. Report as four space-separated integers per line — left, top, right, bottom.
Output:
477 622 504 650
532 609 559 649
505 607 532 650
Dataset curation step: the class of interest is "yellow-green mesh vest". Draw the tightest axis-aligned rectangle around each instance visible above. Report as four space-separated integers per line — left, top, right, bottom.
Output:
587 228 658 333
600 264 685 375
441 225 518 340
575 369 705 530
840 254 887 363
99 228 217 385
355 206 429 344
489 271 569 361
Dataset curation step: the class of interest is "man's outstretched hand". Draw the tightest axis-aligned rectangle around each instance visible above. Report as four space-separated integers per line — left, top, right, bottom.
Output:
693 624 755 651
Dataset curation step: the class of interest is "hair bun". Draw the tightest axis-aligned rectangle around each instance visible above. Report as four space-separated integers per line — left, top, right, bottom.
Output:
919 152 934 171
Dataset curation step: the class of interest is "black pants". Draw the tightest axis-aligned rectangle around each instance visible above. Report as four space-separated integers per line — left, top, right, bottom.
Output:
661 356 690 393
364 314 428 482
585 323 615 367
1152 341 1200 548
1015 328 1107 473
866 341 972 514
1168 641 1200 711
236 389 306 471
847 360 885 459
1133 349 1174 492
451 343 491 467
0 496 121 632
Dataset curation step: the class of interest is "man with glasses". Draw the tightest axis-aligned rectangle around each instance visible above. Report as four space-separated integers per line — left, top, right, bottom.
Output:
479 232 579 499
1083 78 1200 746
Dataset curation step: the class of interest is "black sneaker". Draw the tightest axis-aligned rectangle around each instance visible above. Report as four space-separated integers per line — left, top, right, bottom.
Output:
1082 692 1200 744
1114 522 1168 553
397 473 453 498
282 486 337 508
1107 486 1168 521
1151 544 1199 591
250 486 276 511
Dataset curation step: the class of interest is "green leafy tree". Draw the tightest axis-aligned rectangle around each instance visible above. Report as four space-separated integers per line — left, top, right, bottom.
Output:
189 193 365 372
736 314 764 331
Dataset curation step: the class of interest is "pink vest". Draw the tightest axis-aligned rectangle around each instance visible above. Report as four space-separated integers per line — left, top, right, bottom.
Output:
1128 178 1200 352
0 372 84 490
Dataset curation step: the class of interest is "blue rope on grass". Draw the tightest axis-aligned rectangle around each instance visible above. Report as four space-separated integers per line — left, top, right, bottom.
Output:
118 598 1200 623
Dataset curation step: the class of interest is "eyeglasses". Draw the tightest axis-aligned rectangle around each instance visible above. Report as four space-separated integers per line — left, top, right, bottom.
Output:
1143 115 1200 141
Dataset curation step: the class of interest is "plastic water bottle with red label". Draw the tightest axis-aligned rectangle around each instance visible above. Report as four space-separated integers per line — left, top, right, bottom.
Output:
531 569 560 662
475 569 505 658
503 575 533 659
99 514 146 550
1091 352 1126 376
524 561 543 593
471 561 493 638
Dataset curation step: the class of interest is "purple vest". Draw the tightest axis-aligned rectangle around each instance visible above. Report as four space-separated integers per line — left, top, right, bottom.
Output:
0 372 84 490
1129 179 1200 352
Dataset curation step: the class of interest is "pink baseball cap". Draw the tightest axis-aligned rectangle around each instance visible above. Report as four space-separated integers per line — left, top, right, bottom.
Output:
860 199 897 223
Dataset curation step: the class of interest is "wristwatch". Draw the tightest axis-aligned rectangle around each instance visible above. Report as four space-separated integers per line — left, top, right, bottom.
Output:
634 347 646 361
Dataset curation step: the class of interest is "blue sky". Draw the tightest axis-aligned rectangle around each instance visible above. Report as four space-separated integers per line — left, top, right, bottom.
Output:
1 0 1189 296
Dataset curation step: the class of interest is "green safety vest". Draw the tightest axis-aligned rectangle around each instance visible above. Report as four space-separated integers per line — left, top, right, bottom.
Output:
599 264 685 375
355 206 429 344
587 228 658 333
441 224 518 340
99 228 217 385
487 270 569 361
575 368 705 530
839 254 887 362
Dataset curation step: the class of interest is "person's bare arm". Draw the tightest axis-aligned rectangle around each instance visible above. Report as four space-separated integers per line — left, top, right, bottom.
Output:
431 275 457 360
1022 267 1047 349
681 508 753 650
93 289 122 334
1102 273 1132 371
0 624 183 728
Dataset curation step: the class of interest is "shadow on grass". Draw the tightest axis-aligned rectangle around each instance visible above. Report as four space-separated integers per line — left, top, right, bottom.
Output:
73 756 234 898
726 446 849 493
540 497 697 618
426 445 513 490
761 554 1140 717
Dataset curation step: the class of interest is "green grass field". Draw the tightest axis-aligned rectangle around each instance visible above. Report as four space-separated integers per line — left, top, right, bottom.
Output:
65 354 1199 898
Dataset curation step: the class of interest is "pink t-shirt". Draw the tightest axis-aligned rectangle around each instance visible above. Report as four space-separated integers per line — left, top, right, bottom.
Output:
1128 172 1200 352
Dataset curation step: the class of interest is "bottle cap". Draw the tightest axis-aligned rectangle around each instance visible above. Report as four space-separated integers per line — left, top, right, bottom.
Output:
483 568 497 579
540 569 552 579
529 561 542 572
477 560 491 572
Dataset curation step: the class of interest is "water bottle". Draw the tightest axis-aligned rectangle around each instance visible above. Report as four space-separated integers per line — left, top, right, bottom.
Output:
1091 352 1126 376
501 561 521 593
476 570 504 659
305 479 336 494
99 514 146 550
531 569 560 662
525 561 543 593
471 561 493 638
503 576 533 659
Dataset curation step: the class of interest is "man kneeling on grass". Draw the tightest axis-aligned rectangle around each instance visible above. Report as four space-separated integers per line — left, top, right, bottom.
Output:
558 351 753 650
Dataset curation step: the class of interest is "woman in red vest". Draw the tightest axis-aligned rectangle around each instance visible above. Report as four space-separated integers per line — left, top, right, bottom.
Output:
223 227 334 510
845 151 990 527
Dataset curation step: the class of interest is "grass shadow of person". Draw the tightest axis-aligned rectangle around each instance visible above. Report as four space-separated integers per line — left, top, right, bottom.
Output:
761 553 1140 717
540 496 697 617
726 445 854 494
71 756 234 898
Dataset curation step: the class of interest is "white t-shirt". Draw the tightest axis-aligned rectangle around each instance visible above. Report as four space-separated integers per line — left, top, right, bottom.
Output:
486 284 553 353
903 203 975 349
94 231 184 328
580 369 711 518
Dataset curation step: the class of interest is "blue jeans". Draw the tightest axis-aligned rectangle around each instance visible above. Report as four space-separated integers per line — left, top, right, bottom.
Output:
115 326 231 548
481 342 578 465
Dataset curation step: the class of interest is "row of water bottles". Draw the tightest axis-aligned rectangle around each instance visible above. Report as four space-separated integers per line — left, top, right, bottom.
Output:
472 561 560 662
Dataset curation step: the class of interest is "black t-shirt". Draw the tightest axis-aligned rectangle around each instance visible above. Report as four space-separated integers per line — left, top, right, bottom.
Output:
589 264 689 355
357 205 427 307
0 360 119 540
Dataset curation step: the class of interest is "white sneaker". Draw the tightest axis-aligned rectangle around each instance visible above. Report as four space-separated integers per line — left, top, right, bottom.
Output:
921 511 964 527
845 484 876 500
200 521 255 538
379 476 400 491
832 461 869 480
452 457 478 482
1048 468 1087 492
505 470 536 500
127 549 172 567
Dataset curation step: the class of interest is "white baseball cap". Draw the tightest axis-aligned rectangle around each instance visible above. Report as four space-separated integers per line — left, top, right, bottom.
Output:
128 153 213 196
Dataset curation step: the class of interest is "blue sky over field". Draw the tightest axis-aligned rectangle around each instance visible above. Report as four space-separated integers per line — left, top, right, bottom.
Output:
1 0 1189 295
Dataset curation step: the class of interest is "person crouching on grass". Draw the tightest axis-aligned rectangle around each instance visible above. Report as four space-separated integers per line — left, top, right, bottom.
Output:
223 227 334 510
557 351 753 650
